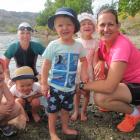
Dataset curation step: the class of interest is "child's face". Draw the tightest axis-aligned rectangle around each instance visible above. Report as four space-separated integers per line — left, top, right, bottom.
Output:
54 16 75 42
80 19 95 38
16 79 34 95
0 64 4 87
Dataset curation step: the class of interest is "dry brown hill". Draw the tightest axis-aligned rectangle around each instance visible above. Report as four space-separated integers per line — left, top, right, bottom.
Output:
0 9 38 32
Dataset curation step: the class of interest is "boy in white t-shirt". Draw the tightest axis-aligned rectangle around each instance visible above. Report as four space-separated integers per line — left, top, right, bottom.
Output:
10 66 42 122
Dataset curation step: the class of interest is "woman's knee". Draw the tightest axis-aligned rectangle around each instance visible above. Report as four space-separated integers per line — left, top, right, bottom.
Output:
93 94 109 107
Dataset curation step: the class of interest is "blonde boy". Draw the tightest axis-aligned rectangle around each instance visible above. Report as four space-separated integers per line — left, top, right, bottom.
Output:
41 7 88 140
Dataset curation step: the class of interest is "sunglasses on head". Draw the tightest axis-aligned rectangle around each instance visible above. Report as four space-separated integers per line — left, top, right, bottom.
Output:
18 26 33 32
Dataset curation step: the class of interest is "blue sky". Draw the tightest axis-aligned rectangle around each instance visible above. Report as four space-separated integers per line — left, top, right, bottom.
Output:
0 0 46 12
92 0 119 16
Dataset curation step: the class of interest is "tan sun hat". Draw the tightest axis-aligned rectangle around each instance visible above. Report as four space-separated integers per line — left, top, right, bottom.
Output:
12 66 37 81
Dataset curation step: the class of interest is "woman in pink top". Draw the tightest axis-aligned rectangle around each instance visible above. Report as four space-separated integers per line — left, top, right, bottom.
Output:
80 7 140 132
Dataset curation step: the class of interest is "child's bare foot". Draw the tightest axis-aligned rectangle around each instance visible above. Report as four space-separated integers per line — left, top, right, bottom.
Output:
32 113 41 122
50 134 61 140
80 112 87 121
70 112 79 121
63 128 78 135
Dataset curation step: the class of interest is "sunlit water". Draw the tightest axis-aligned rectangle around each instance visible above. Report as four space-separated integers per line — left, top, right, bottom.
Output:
0 33 44 75
1 33 140 76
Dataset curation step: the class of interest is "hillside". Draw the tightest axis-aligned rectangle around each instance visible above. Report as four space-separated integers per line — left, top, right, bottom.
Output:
121 13 140 35
0 9 38 32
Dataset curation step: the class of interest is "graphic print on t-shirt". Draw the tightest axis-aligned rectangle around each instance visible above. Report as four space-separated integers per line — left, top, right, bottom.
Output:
51 53 79 88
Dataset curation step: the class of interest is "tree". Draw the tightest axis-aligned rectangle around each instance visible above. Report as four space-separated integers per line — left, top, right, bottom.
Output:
36 0 92 26
36 0 56 26
118 0 140 18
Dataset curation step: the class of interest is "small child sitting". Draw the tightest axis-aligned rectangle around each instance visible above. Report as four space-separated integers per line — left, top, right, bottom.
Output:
10 66 42 122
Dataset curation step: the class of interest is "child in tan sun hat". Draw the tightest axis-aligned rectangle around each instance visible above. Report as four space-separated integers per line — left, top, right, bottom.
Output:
10 66 43 122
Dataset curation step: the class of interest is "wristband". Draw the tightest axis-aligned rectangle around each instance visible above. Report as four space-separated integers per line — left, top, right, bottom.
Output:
79 82 85 89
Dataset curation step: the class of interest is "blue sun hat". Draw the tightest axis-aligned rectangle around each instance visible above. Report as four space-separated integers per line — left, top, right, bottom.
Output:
48 7 80 33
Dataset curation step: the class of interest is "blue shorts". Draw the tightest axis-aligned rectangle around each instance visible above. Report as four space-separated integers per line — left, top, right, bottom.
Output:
47 86 75 113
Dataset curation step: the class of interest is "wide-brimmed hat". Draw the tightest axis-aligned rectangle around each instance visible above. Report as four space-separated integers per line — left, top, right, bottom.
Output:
12 66 37 81
18 22 33 32
48 7 80 33
78 12 96 25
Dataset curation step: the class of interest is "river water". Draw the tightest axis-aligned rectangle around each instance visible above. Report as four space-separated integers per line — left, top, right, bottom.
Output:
0 33 43 75
1 33 140 76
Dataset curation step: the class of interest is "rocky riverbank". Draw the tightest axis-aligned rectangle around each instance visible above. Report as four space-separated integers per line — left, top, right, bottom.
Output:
1 105 140 140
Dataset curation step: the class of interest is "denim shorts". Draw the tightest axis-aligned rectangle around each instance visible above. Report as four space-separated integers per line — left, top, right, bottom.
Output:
127 83 140 105
47 86 75 113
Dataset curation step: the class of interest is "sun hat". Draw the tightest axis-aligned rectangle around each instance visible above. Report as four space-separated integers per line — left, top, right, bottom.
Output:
18 22 33 32
47 7 80 33
78 12 96 25
12 66 37 81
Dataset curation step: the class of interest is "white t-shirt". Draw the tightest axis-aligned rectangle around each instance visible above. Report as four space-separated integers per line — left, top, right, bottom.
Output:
10 82 41 98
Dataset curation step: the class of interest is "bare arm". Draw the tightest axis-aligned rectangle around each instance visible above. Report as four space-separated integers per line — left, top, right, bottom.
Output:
92 48 99 68
4 57 11 81
83 61 127 94
27 92 43 102
41 59 51 96
0 83 15 115
80 57 89 83
3 82 15 105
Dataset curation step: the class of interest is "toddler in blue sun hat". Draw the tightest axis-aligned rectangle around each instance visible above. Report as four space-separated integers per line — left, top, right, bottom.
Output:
41 7 89 140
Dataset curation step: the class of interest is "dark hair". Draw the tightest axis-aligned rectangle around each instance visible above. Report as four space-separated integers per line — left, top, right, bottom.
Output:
97 6 119 24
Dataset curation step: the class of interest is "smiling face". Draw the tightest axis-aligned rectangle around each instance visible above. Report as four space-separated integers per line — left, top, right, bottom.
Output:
97 12 120 45
16 79 34 95
17 30 31 47
80 19 95 39
54 16 75 43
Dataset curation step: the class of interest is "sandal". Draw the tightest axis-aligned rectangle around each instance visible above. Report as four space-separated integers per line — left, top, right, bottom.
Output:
0 125 17 136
